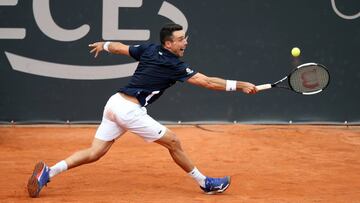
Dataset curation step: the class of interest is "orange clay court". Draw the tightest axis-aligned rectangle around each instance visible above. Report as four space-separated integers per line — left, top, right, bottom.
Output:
0 124 360 203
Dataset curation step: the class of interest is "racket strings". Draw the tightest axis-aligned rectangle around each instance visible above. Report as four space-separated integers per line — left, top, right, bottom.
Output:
289 65 329 93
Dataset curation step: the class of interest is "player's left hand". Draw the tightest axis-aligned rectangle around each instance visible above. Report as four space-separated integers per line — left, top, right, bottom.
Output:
88 42 105 58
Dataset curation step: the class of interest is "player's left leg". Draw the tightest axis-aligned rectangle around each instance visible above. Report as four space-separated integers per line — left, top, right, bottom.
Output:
49 93 127 178
64 137 115 169
27 161 50 198
27 138 115 198
27 93 125 198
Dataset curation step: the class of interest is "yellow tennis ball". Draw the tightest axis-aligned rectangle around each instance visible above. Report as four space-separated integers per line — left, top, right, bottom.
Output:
291 47 301 57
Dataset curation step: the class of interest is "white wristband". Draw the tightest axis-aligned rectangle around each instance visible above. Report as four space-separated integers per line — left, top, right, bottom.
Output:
103 41 111 52
226 80 237 91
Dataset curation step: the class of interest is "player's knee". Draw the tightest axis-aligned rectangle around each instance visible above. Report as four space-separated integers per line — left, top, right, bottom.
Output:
156 130 183 151
168 135 182 152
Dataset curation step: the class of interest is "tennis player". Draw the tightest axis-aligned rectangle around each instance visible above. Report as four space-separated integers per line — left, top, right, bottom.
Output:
27 23 258 198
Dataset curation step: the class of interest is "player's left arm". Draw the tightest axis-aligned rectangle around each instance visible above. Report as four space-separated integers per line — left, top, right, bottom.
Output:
88 41 130 58
187 72 258 94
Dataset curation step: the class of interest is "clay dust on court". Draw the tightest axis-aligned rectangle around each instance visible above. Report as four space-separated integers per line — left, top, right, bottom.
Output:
0 125 359 202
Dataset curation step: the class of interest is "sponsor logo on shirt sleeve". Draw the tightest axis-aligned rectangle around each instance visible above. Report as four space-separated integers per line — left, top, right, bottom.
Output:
186 67 194 75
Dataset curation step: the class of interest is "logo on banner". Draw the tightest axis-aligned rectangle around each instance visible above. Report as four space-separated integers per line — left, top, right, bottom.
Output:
331 0 360 20
0 0 188 80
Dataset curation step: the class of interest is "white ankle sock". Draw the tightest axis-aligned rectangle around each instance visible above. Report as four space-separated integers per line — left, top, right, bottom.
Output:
49 160 68 178
188 167 206 187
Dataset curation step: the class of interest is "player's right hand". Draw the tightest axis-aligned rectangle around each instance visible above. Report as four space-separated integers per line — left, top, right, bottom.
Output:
239 82 258 94
88 42 105 58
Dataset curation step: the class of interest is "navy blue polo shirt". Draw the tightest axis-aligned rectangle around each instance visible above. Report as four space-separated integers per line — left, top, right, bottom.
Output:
118 43 197 106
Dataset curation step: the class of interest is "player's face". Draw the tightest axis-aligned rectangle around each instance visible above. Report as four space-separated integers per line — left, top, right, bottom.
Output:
169 30 188 57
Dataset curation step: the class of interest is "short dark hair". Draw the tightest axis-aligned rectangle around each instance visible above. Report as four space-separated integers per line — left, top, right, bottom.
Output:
160 23 183 45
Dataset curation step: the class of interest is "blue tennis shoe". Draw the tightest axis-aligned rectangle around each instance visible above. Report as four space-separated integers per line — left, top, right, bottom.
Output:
27 161 50 198
200 176 231 194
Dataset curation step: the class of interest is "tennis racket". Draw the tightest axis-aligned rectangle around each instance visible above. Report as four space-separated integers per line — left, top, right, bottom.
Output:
256 62 330 95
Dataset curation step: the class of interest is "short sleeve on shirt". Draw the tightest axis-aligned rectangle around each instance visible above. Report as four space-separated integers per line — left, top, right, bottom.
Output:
129 43 152 61
173 62 197 82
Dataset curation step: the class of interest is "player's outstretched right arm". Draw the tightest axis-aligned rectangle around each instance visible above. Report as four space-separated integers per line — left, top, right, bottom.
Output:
187 72 258 94
88 41 130 58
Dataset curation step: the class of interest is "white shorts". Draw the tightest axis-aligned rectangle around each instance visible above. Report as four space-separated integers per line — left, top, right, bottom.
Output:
95 93 166 142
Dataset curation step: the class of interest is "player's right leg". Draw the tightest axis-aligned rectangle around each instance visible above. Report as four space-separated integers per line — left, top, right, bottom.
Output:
112 95 231 194
155 130 231 194
154 129 194 172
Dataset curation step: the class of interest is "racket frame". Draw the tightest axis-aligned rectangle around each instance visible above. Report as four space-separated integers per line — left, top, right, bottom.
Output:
257 62 330 95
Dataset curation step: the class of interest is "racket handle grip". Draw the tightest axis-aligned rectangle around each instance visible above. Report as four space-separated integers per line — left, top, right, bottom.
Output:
256 84 272 91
